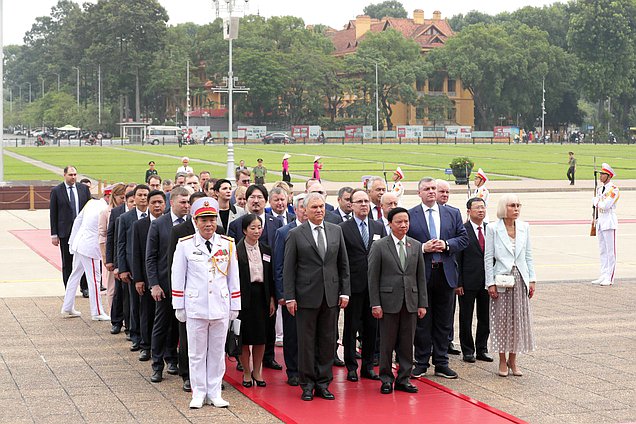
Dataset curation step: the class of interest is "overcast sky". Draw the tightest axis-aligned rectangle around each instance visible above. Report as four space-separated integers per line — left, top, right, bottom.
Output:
2 0 559 46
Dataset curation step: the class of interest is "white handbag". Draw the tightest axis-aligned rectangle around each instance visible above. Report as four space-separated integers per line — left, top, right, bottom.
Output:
495 274 515 288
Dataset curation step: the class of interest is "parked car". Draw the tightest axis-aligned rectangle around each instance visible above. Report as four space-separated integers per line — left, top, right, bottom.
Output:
262 132 295 144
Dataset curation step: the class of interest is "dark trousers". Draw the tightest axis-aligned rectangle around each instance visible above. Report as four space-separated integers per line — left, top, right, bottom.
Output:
139 288 155 350
282 171 291 183
567 166 575 184
449 295 456 344
263 307 277 364
110 278 128 328
281 305 298 378
296 298 337 391
255 177 265 185
458 288 490 356
59 237 87 291
151 297 179 371
343 290 377 372
379 304 416 386
128 281 141 344
178 321 189 381
414 267 455 368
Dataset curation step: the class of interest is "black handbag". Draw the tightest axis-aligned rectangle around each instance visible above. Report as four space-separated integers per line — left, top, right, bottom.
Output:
225 319 242 357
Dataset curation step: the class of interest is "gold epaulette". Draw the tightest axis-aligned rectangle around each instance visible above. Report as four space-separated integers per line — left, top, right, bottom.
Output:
178 234 194 243
220 234 234 242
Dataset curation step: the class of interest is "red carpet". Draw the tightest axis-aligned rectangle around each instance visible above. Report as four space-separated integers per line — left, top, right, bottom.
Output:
224 351 525 424
10 229 62 270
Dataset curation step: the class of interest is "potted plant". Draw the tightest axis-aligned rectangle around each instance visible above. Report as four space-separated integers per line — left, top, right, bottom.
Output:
449 157 474 185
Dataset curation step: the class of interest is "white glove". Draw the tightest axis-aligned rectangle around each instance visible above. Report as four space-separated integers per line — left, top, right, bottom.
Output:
175 309 187 323
229 310 239 321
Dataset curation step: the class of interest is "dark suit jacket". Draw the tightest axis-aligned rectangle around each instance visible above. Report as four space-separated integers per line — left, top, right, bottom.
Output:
49 182 91 238
407 204 468 288
146 213 176 292
106 204 125 266
228 212 282 248
325 208 349 224
283 220 351 308
457 222 486 291
237 240 275 310
368 235 428 314
271 211 296 226
131 216 151 286
117 208 141 274
339 217 386 293
273 220 297 301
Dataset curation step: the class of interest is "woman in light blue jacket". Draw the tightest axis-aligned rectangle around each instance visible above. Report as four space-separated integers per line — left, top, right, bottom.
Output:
484 194 536 377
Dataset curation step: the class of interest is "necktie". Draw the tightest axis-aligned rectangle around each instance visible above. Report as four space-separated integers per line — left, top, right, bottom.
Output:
398 240 406 269
175 217 185 225
205 240 212 253
68 186 77 219
316 226 326 259
477 226 485 251
376 206 382 220
360 220 369 246
140 212 147 219
427 208 441 262
344 214 351 220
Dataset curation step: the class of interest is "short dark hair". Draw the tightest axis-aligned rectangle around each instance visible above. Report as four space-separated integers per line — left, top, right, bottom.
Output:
79 178 91 184
388 207 409 222
466 197 485 210
337 186 354 199
213 178 232 192
63 165 76 174
148 174 162 183
147 190 166 201
241 213 263 232
189 191 206 205
246 184 268 202
148 161 155 165
133 184 150 195
125 191 135 200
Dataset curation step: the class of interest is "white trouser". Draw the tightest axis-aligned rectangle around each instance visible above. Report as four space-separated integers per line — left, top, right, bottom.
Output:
186 317 228 401
275 305 283 342
62 253 105 317
598 229 616 283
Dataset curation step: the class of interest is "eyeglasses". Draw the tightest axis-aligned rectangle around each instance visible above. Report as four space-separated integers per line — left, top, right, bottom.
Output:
240 179 251 184
352 200 370 204
470 206 486 210
507 203 522 208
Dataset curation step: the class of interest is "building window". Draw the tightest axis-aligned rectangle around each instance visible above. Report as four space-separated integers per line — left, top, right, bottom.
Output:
416 106 426 120
428 71 445 93
416 78 426 92
447 79 456 95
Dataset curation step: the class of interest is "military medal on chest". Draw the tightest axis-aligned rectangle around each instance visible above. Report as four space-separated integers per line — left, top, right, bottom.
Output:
210 247 231 276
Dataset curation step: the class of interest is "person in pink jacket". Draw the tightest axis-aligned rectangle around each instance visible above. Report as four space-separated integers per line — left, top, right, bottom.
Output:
313 156 323 181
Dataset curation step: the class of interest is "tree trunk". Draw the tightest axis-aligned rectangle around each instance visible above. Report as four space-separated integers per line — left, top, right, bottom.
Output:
135 69 141 121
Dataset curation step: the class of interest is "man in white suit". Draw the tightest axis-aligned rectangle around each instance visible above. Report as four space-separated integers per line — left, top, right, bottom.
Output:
592 163 620 286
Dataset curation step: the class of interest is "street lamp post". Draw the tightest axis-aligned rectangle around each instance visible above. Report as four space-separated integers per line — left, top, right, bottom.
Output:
541 76 546 140
375 62 379 143
27 82 32 103
1 0 4 182
73 66 80 112
186 60 190 130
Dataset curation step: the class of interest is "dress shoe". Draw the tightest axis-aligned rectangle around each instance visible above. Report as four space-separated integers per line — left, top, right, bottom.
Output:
314 387 335 400
346 370 358 382
110 324 121 334
333 356 346 367
81 289 89 298
380 382 393 394
183 379 191 392
251 372 266 387
360 370 380 380
301 388 314 401
411 365 427 378
287 376 299 386
208 397 229 408
189 397 204 409
60 308 82 318
263 359 282 370
100 284 107 292
242 378 253 388
139 349 151 361
394 382 419 393
150 370 163 383
236 361 244 371
507 362 523 376
166 363 179 375
448 343 461 355
599 280 613 287
463 354 476 363
476 352 494 362
130 343 140 352
91 313 110 321
125 334 132 341
591 277 604 285
434 365 458 379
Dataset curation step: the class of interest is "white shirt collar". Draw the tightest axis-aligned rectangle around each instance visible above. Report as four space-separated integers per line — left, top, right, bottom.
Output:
421 202 439 213
353 215 367 226
309 220 324 231
469 219 484 233
390 233 406 245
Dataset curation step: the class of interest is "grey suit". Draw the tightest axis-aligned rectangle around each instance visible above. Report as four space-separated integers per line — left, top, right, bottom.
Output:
283 220 350 392
368 235 427 385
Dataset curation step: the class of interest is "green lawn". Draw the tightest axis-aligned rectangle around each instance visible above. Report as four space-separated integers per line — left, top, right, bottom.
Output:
6 143 635 182
2 154 61 181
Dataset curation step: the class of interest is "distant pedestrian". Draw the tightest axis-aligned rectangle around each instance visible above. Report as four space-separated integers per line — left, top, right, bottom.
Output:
390 167 405 205
567 152 576 185
177 157 193 174
313 156 323 181
282 153 291 183
253 158 267 185
146 161 158 183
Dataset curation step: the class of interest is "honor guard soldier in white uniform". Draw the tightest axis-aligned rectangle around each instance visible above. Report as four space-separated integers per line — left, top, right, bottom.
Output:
171 197 241 409
592 163 620 286
391 167 405 205
472 168 490 222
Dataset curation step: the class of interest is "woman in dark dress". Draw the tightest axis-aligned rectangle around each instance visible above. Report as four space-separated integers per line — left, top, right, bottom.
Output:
237 214 276 387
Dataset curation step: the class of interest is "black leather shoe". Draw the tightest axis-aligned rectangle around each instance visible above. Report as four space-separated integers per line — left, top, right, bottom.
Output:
476 352 494 362
360 370 380 380
150 370 162 383
110 325 121 335
380 382 393 394
182 379 191 392
125 334 132 341
166 363 179 375
448 343 461 355
139 349 151 361
346 370 358 382
463 354 476 363
81 289 89 298
301 388 313 401
287 376 299 386
263 360 283 370
394 382 418 393
242 378 253 388
333 357 346 367
314 388 335 400
100 284 107 292
130 343 140 352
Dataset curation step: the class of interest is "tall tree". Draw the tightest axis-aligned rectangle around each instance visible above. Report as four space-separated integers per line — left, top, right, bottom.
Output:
363 1 408 19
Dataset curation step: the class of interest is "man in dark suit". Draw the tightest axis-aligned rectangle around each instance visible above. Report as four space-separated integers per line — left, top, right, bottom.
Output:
49 165 91 295
305 179 335 211
408 177 468 379
368 207 427 394
273 193 307 386
228 184 283 370
283 192 351 401
325 186 353 224
268 186 296 226
456 197 493 363
131 190 166 362
340 188 386 382
366 176 386 221
117 184 150 352
146 186 191 383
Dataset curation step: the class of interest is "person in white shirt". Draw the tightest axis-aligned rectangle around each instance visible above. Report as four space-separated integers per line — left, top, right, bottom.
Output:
176 157 194 174
592 163 620 286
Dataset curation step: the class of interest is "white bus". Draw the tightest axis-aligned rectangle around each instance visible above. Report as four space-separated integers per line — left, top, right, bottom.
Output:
144 126 182 145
